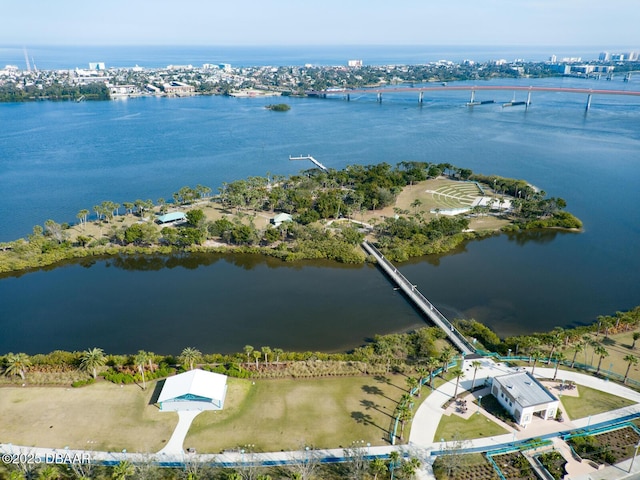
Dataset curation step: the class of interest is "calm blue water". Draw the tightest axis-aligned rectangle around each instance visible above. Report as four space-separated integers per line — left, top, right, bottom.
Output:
0 65 639 354
0 44 625 69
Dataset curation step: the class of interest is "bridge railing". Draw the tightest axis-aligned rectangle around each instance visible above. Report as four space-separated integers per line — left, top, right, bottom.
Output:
363 241 476 354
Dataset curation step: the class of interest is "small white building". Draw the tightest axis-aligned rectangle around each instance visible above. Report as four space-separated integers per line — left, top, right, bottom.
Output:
271 212 293 227
158 369 228 412
491 371 559 428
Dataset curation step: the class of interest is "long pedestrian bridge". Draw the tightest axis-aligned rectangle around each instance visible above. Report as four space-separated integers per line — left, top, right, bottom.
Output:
362 241 476 355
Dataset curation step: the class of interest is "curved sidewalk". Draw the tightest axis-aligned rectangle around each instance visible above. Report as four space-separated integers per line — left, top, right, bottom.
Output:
2 360 640 480
409 359 640 479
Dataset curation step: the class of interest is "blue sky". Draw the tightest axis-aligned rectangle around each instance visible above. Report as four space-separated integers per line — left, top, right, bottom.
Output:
2 0 638 46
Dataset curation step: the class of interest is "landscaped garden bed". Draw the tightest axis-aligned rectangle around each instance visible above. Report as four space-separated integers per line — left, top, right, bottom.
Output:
490 451 537 480
432 452 498 480
567 425 640 465
537 450 568 480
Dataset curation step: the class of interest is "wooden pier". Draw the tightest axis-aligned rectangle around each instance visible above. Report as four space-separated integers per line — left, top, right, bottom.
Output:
289 155 329 172
362 241 476 355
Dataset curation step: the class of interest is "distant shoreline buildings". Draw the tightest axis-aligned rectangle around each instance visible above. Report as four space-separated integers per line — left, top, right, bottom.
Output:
1 49 638 101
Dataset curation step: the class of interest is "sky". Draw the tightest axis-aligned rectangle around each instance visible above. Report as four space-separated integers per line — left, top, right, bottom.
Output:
1 0 638 47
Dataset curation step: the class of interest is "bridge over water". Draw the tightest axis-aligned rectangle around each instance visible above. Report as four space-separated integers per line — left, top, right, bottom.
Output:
362 241 476 355
309 85 640 110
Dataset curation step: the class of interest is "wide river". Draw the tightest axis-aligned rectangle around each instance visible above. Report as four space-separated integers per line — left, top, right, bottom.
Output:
1 76 639 355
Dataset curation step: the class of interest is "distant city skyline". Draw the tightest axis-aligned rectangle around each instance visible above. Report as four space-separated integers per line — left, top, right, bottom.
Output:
1 0 639 47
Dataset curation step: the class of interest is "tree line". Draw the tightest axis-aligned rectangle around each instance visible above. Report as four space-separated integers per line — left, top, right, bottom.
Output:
0 82 110 102
3 305 639 387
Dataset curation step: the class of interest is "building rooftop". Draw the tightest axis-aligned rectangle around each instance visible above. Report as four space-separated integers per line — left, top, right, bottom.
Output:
158 369 227 404
156 211 186 223
494 371 558 407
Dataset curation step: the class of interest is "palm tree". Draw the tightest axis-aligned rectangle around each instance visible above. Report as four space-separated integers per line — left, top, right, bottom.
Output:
180 347 201 371
571 342 584 368
415 366 428 397
624 355 638 384
546 336 563 365
470 360 482 391
80 347 105 379
602 317 614 338
406 376 419 396
261 346 272 365
581 335 592 364
370 458 387 480
553 352 566 381
111 460 135 480
4 352 31 381
38 464 61 480
595 345 609 375
134 350 150 390
273 348 284 364
632 332 640 349
243 345 254 367
451 367 464 399
76 209 90 231
400 458 421 480
525 337 541 363
252 350 261 369
530 350 543 376
439 347 455 374
146 351 156 372
425 356 439 389
398 404 413 442
388 451 401 480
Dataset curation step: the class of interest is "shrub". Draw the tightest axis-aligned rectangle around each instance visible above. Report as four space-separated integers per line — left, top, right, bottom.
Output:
71 378 95 388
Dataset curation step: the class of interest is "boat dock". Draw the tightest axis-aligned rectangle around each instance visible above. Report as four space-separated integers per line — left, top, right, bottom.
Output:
289 155 329 172
362 241 476 355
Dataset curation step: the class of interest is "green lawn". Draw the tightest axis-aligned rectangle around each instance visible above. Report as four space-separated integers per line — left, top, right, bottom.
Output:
0 381 176 452
560 385 636 420
433 412 510 442
186 374 410 452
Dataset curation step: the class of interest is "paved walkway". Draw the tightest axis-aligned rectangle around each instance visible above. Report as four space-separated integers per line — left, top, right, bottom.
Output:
157 410 202 455
409 361 640 479
3 360 640 480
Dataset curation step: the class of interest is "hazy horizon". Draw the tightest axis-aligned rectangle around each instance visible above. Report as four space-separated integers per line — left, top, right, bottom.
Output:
2 0 639 47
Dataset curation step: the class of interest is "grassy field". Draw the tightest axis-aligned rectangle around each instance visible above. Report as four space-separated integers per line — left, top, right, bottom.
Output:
0 381 176 452
0 374 413 454
559 384 636 420
186 374 410 452
433 412 510 442
583 330 640 382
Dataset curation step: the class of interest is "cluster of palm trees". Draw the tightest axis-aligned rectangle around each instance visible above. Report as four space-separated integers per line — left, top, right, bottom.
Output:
508 331 640 385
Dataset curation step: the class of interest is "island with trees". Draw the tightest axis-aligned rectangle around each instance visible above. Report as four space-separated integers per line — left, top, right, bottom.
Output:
0 161 582 274
265 103 291 111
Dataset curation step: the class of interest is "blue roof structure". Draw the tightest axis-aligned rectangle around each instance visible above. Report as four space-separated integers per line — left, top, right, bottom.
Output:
156 212 187 224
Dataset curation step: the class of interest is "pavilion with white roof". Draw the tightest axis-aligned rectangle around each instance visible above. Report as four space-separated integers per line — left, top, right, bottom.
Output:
157 369 228 412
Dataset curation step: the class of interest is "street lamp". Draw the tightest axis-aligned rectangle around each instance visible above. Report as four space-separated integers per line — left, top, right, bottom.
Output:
508 349 512 358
